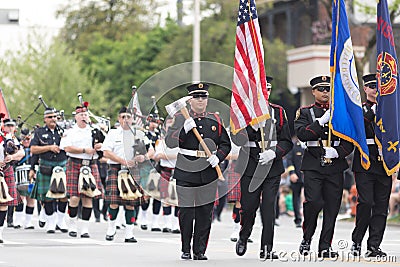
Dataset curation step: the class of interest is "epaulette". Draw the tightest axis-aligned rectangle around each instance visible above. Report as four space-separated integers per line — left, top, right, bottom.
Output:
300 104 315 110
269 103 283 110
270 103 284 128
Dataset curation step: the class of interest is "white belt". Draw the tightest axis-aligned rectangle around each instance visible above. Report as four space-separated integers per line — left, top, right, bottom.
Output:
179 148 211 158
244 141 278 148
306 140 340 147
366 139 375 145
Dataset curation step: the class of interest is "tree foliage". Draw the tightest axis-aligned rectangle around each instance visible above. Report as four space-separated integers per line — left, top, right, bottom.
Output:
0 34 109 129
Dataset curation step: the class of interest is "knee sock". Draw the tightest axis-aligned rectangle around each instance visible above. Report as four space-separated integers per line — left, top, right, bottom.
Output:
163 206 172 216
57 201 68 213
0 210 6 226
68 205 78 218
81 207 92 221
174 207 179 217
141 201 149 211
125 209 136 225
26 206 34 215
153 199 161 214
108 207 119 221
44 202 55 216
15 203 24 212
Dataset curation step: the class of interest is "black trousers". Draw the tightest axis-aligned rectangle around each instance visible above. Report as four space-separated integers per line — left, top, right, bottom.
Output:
239 175 280 251
176 179 217 255
290 182 304 224
352 172 392 248
302 170 343 251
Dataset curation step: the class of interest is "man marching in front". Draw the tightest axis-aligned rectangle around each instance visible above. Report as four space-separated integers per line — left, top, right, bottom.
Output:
165 83 231 260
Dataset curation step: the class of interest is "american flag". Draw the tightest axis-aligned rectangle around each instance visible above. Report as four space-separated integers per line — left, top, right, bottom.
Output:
230 0 270 134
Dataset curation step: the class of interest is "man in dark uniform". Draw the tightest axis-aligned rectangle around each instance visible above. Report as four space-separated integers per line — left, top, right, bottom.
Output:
165 83 231 260
233 76 293 260
350 74 393 257
30 108 69 233
294 75 354 258
286 135 305 228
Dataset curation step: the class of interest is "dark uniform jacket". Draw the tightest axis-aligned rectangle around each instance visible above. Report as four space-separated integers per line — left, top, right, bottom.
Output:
165 110 231 185
232 104 293 178
352 100 386 175
294 102 353 174
286 139 304 183
31 126 67 162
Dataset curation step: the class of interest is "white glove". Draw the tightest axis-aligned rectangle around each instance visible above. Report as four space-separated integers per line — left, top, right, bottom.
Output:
258 149 276 165
371 104 376 114
378 148 383 157
324 147 339 159
183 117 196 133
316 110 331 126
207 155 219 168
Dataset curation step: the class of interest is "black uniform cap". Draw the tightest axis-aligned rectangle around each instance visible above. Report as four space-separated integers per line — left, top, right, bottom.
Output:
362 74 377 87
3 118 16 126
119 106 133 114
187 83 209 96
310 75 331 89
44 107 57 116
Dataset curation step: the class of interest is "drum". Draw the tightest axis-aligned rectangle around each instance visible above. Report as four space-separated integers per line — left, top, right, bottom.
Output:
15 164 31 196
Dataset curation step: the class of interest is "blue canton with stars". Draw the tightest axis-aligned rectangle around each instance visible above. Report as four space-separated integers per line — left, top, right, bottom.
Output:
237 0 258 26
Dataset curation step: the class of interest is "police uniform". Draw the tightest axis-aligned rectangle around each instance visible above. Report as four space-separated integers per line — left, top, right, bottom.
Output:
294 76 353 257
30 108 70 233
350 74 392 257
165 83 231 260
233 77 293 259
285 136 305 227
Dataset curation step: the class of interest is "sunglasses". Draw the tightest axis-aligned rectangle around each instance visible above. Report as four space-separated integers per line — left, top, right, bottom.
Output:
367 84 377 89
121 115 132 119
192 95 208 100
45 115 57 119
316 86 330 92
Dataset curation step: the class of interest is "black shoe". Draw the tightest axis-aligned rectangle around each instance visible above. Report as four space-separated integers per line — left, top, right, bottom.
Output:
299 239 311 255
25 226 35 230
124 237 138 243
81 233 90 238
248 238 253 243
260 250 279 260
7 222 14 228
295 222 302 228
95 218 101 223
141 225 148 230
193 253 208 260
230 237 238 242
151 227 161 232
350 242 361 256
39 221 46 228
318 248 339 258
236 239 247 256
69 231 77 237
105 232 116 241
162 227 172 233
172 229 180 234
56 225 68 233
365 246 387 257
46 229 56 234
14 225 21 229
0 239 3 243
181 252 191 260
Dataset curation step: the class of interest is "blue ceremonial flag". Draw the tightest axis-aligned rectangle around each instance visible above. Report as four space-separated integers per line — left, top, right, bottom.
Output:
376 0 400 176
329 0 370 169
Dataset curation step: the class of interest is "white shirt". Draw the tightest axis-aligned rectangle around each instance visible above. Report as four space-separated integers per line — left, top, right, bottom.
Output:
102 126 152 165
60 124 98 160
154 139 178 168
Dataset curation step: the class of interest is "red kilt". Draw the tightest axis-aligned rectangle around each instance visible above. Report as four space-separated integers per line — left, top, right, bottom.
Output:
66 158 103 199
227 161 241 203
0 165 20 206
159 167 173 199
105 165 143 206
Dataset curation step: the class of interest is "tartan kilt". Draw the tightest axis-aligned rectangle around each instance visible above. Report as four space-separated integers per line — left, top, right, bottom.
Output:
66 159 103 199
0 165 19 206
105 165 143 206
30 159 67 201
159 167 173 199
227 161 241 203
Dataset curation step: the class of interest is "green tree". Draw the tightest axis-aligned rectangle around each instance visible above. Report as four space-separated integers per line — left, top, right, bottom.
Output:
56 0 159 53
0 34 110 129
